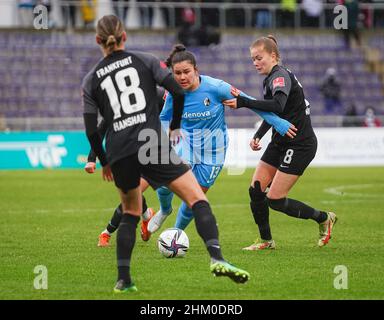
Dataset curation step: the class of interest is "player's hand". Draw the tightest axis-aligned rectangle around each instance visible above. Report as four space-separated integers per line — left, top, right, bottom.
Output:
222 98 238 109
250 138 262 151
84 162 96 174
230 86 241 97
169 128 182 146
285 124 298 139
102 164 113 182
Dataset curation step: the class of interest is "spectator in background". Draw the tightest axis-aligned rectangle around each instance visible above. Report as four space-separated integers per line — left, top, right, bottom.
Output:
320 67 342 115
201 0 220 27
339 0 361 49
177 6 220 47
278 0 296 28
18 0 36 27
247 0 272 28
302 0 323 27
225 0 245 27
111 0 129 23
177 7 198 46
363 106 382 127
137 0 154 28
81 0 97 29
342 103 361 127
60 0 77 29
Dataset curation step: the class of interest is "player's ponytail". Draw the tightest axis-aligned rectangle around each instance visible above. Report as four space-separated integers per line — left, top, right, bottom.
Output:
96 15 125 55
251 35 281 62
165 44 197 69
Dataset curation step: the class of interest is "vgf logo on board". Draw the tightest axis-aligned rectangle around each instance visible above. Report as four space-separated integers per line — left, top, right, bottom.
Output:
0 135 67 168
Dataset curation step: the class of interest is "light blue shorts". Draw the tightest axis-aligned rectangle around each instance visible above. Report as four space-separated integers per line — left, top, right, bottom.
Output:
191 163 224 188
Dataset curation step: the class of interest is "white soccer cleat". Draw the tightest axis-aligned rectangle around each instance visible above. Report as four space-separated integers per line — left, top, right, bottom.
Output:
242 239 276 251
147 210 171 234
318 212 338 247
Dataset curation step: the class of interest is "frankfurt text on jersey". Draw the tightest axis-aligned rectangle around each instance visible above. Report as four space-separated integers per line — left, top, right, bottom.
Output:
96 56 133 78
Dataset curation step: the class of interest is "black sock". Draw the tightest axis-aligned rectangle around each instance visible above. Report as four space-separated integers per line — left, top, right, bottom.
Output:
251 198 272 241
313 210 328 223
116 213 140 283
269 198 328 223
192 200 224 261
107 204 123 234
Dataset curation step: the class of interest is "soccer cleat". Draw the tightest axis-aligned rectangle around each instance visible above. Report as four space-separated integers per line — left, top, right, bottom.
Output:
140 208 155 241
318 212 338 247
147 209 172 234
210 260 250 284
84 162 96 174
242 239 276 251
98 232 111 247
113 279 138 293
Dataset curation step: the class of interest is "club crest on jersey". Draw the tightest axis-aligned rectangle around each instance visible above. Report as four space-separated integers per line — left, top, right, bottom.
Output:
204 97 210 106
273 77 285 89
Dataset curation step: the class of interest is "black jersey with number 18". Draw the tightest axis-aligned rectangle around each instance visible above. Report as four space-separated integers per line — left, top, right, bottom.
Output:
82 50 171 165
264 65 316 144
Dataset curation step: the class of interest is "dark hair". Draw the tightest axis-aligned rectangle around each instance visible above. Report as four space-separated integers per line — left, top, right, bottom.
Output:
165 44 197 68
96 15 125 55
250 35 280 62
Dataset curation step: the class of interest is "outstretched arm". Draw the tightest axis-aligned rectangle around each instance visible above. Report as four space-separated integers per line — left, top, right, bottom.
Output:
220 84 296 138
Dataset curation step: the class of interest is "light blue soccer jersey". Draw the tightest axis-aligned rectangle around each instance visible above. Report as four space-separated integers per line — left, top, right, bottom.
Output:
160 75 231 166
160 75 292 166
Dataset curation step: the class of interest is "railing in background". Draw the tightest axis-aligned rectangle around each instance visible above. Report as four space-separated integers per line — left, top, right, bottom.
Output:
1 0 384 30
53 1 384 29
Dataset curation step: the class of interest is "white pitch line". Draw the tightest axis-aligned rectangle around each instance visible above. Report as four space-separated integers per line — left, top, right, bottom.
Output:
324 184 384 199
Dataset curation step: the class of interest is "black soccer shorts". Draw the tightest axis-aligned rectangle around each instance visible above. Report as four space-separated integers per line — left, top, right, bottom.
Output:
111 146 190 193
261 136 317 176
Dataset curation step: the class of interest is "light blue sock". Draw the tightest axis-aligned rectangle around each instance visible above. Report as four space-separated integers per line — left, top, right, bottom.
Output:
156 186 174 215
175 201 194 230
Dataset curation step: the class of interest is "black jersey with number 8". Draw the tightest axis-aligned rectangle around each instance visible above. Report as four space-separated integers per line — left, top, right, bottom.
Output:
264 65 315 144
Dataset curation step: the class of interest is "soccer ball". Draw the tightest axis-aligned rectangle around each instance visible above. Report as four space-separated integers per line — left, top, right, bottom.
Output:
157 228 189 258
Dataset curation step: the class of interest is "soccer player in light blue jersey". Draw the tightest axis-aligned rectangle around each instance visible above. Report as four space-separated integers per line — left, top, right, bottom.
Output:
148 44 297 234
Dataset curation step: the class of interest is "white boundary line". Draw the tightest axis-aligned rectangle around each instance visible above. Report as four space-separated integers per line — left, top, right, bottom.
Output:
324 184 384 199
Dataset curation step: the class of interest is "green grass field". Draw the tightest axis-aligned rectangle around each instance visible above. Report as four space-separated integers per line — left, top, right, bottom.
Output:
0 167 383 300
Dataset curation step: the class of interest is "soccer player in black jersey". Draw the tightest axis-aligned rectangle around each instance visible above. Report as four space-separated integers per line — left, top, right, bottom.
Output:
85 86 166 246
224 35 337 250
82 15 249 293
84 119 155 246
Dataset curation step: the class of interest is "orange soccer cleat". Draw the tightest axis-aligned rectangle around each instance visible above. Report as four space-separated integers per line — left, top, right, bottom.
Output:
140 208 155 241
98 232 111 247
85 162 96 174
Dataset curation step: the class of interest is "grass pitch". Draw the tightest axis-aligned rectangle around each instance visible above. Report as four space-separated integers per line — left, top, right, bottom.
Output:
0 167 383 300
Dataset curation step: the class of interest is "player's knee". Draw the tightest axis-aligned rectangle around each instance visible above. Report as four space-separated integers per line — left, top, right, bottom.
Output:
249 181 266 202
268 197 287 212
